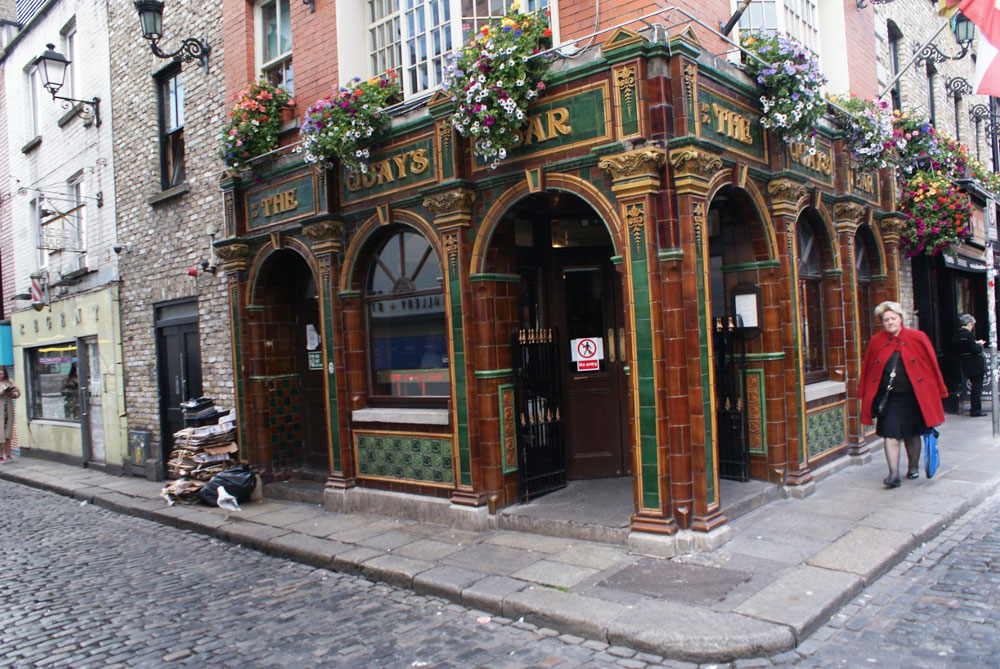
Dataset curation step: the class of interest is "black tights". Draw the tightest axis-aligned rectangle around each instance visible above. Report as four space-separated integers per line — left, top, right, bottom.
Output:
883 436 922 479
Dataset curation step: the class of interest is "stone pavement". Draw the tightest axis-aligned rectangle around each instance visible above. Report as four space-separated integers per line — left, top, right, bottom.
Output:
2 413 998 664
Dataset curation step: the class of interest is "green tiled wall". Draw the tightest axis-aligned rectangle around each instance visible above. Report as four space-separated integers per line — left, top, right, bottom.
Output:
355 433 455 484
806 404 846 459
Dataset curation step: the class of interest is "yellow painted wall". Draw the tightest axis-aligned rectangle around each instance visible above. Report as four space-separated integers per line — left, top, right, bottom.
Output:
10 285 127 466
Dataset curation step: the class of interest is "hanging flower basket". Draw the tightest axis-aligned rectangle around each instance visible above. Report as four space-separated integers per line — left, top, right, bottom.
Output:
898 170 971 257
740 31 827 146
299 70 401 174
442 1 551 169
829 95 896 172
219 81 294 170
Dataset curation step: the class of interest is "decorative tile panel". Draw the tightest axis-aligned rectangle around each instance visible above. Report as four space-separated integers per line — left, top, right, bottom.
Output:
742 369 766 455
500 384 517 473
806 403 846 459
354 431 456 486
266 375 303 467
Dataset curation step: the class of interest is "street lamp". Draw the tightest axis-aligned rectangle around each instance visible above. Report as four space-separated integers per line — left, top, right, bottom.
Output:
133 0 211 68
31 44 101 127
914 12 974 66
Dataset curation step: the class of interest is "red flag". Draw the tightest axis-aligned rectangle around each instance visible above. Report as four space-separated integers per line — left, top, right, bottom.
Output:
974 27 1000 95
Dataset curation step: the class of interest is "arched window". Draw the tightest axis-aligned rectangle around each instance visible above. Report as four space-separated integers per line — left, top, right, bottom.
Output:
798 217 827 383
855 228 877 343
364 226 449 403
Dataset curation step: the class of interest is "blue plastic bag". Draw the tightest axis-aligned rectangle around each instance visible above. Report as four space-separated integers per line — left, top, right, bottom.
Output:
923 428 940 478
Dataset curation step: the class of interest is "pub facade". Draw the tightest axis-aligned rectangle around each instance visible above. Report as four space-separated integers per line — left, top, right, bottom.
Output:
217 27 899 551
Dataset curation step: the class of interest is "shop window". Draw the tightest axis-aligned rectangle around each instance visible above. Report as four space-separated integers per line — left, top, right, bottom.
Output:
364 226 449 404
25 343 79 422
365 0 549 98
259 0 294 94
157 67 185 189
797 218 827 383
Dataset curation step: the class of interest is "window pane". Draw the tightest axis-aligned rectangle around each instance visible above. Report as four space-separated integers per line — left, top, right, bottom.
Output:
278 0 292 55
801 280 824 374
263 2 278 61
365 229 448 398
27 344 79 421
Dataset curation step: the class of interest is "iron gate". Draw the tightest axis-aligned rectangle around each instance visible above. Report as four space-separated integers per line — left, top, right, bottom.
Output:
512 327 565 501
713 316 750 481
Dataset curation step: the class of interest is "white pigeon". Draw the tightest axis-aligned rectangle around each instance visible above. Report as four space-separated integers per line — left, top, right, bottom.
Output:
216 485 241 519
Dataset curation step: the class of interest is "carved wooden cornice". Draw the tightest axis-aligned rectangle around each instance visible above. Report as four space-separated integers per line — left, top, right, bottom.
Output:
599 148 667 181
423 189 475 217
215 243 250 272
767 178 808 211
833 202 867 233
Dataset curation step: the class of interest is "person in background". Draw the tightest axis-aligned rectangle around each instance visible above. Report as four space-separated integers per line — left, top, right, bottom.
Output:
859 302 947 488
951 314 987 417
62 363 79 420
0 367 21 462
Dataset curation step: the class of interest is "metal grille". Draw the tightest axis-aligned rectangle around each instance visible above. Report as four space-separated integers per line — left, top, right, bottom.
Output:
512 327 565 501
713 317 751 482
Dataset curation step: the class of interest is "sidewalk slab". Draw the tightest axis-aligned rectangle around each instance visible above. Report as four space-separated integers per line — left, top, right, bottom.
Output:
805 525 913 584
732 564 863 639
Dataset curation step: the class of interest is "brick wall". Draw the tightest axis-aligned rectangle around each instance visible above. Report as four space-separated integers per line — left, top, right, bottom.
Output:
107 0 233 458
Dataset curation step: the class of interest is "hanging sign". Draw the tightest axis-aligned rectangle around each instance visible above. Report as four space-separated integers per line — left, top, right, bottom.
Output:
570 336 603 372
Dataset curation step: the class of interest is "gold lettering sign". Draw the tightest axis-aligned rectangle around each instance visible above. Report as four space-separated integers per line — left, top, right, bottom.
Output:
345 148 431 192
706 103 754 145
516 107 572 147
852 170 876 195
789 142 832 176
250 188 299 219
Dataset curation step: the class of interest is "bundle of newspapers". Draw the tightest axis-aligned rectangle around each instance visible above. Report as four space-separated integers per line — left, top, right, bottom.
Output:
161 408 238 504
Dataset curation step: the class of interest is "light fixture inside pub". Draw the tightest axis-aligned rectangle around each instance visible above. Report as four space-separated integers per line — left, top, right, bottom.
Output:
133 0 211 68
32 44 101 127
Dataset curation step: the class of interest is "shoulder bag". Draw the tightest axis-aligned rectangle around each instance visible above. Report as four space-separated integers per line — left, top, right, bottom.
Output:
871 351 900 419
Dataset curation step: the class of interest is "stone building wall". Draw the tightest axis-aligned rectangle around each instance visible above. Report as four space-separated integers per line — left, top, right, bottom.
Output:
107 0 232 459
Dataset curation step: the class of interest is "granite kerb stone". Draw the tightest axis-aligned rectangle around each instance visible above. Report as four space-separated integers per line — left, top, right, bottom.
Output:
412 565 487 599
360 554 436 588
503 586 630 641
266 533 346 569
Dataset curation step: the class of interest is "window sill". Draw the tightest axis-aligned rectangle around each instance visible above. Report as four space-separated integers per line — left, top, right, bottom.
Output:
21 136 41 154
351 407 450 426
147 182 190 206
57 103 84 128
804 380 847 403
28 418 81 427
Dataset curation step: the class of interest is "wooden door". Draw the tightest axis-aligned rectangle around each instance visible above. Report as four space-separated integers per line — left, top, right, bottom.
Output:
554 250 629 478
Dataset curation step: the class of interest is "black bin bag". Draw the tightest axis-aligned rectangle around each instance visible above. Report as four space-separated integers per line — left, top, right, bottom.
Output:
198 464 256 506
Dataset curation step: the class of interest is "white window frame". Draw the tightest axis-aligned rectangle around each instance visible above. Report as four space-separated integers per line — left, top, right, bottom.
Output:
62 22 77 99
734 0 820 56
33 198 47 270
351 0 556 101
255 0 294 94
27 66 40 139
68 174 87 271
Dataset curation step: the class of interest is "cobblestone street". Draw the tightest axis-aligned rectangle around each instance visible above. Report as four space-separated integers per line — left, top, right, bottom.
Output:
0 481 671 668
767 490 1000 668
5 476 1000 668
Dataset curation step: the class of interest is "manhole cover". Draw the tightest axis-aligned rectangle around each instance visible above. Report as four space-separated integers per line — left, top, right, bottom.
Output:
598 558 751 604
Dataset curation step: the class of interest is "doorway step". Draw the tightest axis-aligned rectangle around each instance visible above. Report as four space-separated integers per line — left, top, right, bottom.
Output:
264 477 325 504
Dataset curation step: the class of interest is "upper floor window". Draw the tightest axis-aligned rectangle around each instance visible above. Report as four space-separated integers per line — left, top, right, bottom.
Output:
157 67 185 189
27 66 40 138
259 0 293 94
366 0 549 99
888 21 903 112
62 22 76 99
926 62 937 126
364 226 449 405
738 0 819 55
68 175 87 270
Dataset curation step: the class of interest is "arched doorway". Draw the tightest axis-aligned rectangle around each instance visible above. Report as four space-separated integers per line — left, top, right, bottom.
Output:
250 249 328 474
707 186 772 483
488 191 630 496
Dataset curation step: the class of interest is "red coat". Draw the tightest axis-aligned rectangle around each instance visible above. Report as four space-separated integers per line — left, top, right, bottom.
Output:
858 326 947 427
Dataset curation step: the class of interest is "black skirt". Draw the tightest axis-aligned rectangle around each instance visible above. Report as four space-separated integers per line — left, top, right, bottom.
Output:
875 360 927 439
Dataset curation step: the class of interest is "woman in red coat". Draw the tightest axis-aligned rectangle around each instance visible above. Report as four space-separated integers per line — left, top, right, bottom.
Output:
859 301 947 488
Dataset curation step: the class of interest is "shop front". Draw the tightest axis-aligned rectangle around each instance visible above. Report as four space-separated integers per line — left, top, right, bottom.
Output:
218 28 900 549
10 285 127 471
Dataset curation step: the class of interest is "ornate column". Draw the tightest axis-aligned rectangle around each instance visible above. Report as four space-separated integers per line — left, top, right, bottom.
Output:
600 146 675 534
215 241 252 462
423 187 483 506
878 214 907 303
634 145 719 532
833 202 869 457
767 177 813 487
302 220 352 488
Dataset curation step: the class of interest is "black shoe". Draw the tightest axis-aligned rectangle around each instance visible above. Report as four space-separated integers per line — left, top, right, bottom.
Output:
883 476 901 488
970 412 986 417
906 470 919 480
